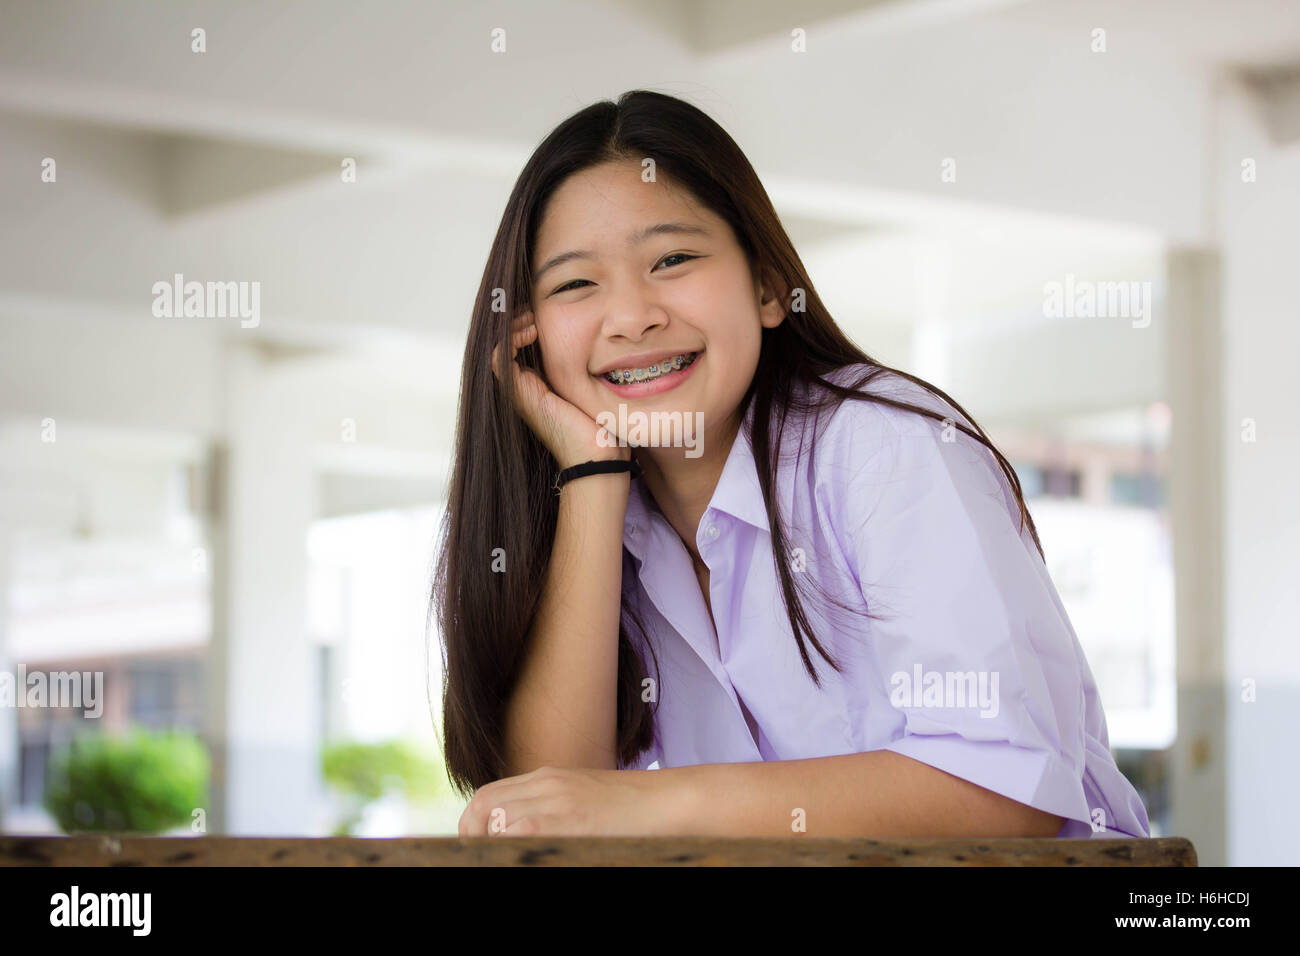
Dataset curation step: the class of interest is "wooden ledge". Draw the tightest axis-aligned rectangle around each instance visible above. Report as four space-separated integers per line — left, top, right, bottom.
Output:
0 835 1196 867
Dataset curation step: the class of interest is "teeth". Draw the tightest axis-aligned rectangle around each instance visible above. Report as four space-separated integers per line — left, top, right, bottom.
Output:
605 352 696 385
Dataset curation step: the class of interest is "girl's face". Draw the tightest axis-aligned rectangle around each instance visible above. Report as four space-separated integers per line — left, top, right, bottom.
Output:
529 159 786 454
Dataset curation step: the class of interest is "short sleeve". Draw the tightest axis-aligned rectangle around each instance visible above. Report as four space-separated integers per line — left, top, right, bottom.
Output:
830 388 1094 829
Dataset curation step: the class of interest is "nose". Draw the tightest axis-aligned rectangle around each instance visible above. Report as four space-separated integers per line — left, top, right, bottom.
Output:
602 277 668 340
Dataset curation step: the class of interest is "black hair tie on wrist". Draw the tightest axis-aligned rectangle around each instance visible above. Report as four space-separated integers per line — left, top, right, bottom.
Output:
553 457 642 494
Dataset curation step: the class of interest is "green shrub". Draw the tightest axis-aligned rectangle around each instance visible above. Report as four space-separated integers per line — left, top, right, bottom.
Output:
321 739 446 835
44 727 209 834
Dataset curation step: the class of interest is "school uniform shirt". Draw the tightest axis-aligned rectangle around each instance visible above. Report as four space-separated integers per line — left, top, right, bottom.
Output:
615 363 1151 839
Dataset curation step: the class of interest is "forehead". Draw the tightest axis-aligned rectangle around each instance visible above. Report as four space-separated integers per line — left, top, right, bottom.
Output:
534 162 714 250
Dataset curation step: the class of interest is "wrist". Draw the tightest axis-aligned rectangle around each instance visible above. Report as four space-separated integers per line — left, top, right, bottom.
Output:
642 765 704 836
554 470 631 520
555 447 631 470
553 457 640 494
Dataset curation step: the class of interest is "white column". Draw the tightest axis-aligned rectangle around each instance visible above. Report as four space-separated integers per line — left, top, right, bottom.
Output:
205 345 319 834
0 520 14 831
1215 73 1300 867
909 238 952 387
1164 246 1226 864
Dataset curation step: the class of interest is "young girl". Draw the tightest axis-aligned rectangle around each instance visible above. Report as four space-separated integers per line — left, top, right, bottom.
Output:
434 89 1152 841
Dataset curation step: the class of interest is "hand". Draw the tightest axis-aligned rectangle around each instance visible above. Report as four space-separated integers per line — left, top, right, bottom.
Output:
491 310 630 470
457 766 681 837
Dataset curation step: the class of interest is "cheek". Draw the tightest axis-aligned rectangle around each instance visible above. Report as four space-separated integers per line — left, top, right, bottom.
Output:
537 324 592 391
677 283 762 358
675 272 757 337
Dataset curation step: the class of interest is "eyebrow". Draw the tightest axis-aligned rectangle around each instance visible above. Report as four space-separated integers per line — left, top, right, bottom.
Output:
533 222 712 286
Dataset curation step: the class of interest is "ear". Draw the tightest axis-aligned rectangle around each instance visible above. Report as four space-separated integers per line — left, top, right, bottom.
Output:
756 267 789 330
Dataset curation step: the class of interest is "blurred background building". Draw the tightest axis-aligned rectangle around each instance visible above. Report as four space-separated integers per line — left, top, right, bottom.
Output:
0 0 1296 864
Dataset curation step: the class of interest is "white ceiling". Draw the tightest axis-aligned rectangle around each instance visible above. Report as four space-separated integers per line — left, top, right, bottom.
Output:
0 0 1292 538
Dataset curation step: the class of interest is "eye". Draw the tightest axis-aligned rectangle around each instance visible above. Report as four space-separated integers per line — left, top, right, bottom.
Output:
551 278 592 295
548 254 698 297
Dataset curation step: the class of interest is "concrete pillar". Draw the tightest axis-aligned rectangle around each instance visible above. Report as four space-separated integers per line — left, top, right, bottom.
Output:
204 345 319 835
1164 246 1227 865
0 521 14 831
909 239 953 387
1215 73 1300 866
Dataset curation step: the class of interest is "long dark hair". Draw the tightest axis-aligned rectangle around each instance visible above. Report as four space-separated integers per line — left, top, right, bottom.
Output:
431 89 1043 797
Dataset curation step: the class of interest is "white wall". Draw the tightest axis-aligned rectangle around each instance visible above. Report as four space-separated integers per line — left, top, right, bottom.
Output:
1216 72 1300 866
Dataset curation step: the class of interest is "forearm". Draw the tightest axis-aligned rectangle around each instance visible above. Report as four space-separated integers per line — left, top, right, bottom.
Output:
652 750 1066 838
502 475 630 775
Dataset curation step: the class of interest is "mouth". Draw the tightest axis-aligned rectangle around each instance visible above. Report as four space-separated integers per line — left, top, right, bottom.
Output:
597 350 701 396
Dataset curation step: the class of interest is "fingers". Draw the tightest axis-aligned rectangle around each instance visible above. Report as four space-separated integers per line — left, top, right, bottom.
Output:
490 315 538 383
504 311 536 352
511 323 538 349
458 772 549 837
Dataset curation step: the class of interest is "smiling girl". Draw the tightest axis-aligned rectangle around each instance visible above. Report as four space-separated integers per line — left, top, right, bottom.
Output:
433 89 1151 840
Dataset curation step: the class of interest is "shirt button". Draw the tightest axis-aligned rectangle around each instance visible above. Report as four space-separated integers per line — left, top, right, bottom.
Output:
704 524 719 541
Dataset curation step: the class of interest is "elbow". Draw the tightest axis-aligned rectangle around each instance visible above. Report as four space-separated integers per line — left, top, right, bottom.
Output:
1009 805 1066 838
970 785 1066 837
502 752 618 779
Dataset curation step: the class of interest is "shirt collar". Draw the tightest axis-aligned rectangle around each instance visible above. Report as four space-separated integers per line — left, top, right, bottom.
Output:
623 395 770 561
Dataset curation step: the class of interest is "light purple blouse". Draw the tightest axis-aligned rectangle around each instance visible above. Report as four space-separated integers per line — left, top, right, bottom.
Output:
615 364 1151 839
